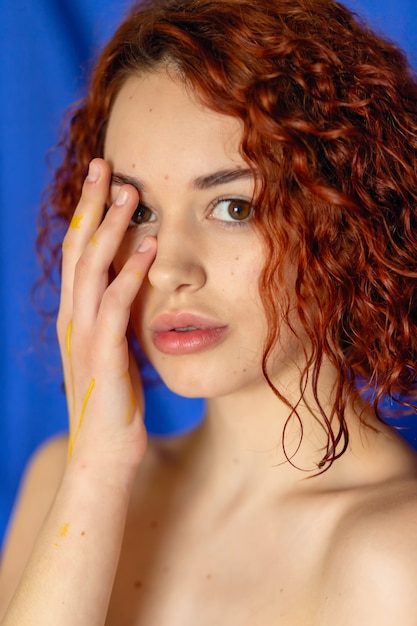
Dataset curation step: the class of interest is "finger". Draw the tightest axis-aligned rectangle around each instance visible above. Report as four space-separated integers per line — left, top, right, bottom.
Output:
60 159 111 317
71 183 141 334
89 237 157 377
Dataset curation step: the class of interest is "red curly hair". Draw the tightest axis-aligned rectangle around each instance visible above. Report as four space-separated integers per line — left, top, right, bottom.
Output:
38 0 417 469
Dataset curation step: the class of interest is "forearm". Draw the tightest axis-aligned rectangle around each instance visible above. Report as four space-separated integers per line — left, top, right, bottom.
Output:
2 462 134 626
1 160 155 625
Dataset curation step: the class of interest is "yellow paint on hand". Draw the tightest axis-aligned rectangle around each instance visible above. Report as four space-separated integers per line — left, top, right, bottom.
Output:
103 322 122 345
91 233 99 247
68 378 96 460
70 214 84 229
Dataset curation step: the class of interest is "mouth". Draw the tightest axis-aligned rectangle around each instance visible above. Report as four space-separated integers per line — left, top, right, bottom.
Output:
150 312 224 333
149 313 228 355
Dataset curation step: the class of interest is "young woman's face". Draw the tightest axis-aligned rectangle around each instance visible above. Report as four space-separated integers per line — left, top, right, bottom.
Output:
105 70 291 398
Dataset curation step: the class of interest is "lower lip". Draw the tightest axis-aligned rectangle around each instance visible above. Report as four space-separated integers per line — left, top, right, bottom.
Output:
151 327 228 355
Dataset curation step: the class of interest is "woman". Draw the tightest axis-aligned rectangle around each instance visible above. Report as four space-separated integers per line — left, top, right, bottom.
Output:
1 0 417 623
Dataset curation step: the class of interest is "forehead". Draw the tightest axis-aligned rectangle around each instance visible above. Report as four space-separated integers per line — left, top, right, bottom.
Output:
104 71 245 178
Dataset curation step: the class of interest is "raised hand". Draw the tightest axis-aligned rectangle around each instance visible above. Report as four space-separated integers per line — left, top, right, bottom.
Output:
1 160 157 625
56 158 156 478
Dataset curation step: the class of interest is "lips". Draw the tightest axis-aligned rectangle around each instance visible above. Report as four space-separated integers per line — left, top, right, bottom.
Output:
149 312 228 355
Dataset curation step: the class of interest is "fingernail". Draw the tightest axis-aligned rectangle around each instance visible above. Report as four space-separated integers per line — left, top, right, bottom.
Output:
138 237 152 252
115 189 128 206
87 161 100 182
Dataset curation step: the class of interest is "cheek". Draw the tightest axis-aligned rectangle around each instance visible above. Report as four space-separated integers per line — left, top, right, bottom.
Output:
238 253 264 303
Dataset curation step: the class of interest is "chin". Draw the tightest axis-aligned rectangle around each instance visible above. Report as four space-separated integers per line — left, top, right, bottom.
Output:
153 358 263 400
159 373 223 399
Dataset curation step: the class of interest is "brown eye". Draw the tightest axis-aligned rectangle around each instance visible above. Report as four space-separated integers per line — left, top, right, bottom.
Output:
211 198 253 222
130 203 155 226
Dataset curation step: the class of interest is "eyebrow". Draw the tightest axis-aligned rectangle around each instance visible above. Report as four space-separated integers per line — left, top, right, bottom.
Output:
110 168 254 193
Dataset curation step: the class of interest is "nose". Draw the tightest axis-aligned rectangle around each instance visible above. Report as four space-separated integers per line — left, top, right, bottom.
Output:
147 221 206 294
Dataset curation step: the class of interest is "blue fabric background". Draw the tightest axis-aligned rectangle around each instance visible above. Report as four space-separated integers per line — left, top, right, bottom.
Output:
1 0 416 546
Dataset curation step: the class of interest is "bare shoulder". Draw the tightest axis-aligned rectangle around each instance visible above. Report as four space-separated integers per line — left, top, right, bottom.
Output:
321 472 417 625
0 435 68 615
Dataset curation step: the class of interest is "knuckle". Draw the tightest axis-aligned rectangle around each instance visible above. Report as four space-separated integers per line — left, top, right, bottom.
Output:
74 253 91 280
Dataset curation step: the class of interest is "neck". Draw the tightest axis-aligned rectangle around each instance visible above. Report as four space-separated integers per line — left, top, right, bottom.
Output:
172 369 344 499
152 363 414 502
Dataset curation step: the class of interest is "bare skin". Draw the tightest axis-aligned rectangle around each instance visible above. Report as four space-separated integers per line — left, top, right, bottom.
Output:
1 70 417 625
2 426 417 625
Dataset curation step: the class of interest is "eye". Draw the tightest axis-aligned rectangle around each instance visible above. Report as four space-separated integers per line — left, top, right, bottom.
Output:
129 202 156 226
210 198 254 223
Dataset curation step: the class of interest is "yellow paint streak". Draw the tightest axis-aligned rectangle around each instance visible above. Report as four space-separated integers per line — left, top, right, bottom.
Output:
70 214 84 229
103 322 122 345
135 272 142 279
91 233 99 247
66 321 72 357
68 378 96 460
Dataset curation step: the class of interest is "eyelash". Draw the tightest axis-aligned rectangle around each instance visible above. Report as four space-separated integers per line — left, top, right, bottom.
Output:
127 197 254 229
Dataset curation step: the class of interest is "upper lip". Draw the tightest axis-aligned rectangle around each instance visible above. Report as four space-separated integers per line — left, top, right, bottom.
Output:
150 312 226 333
